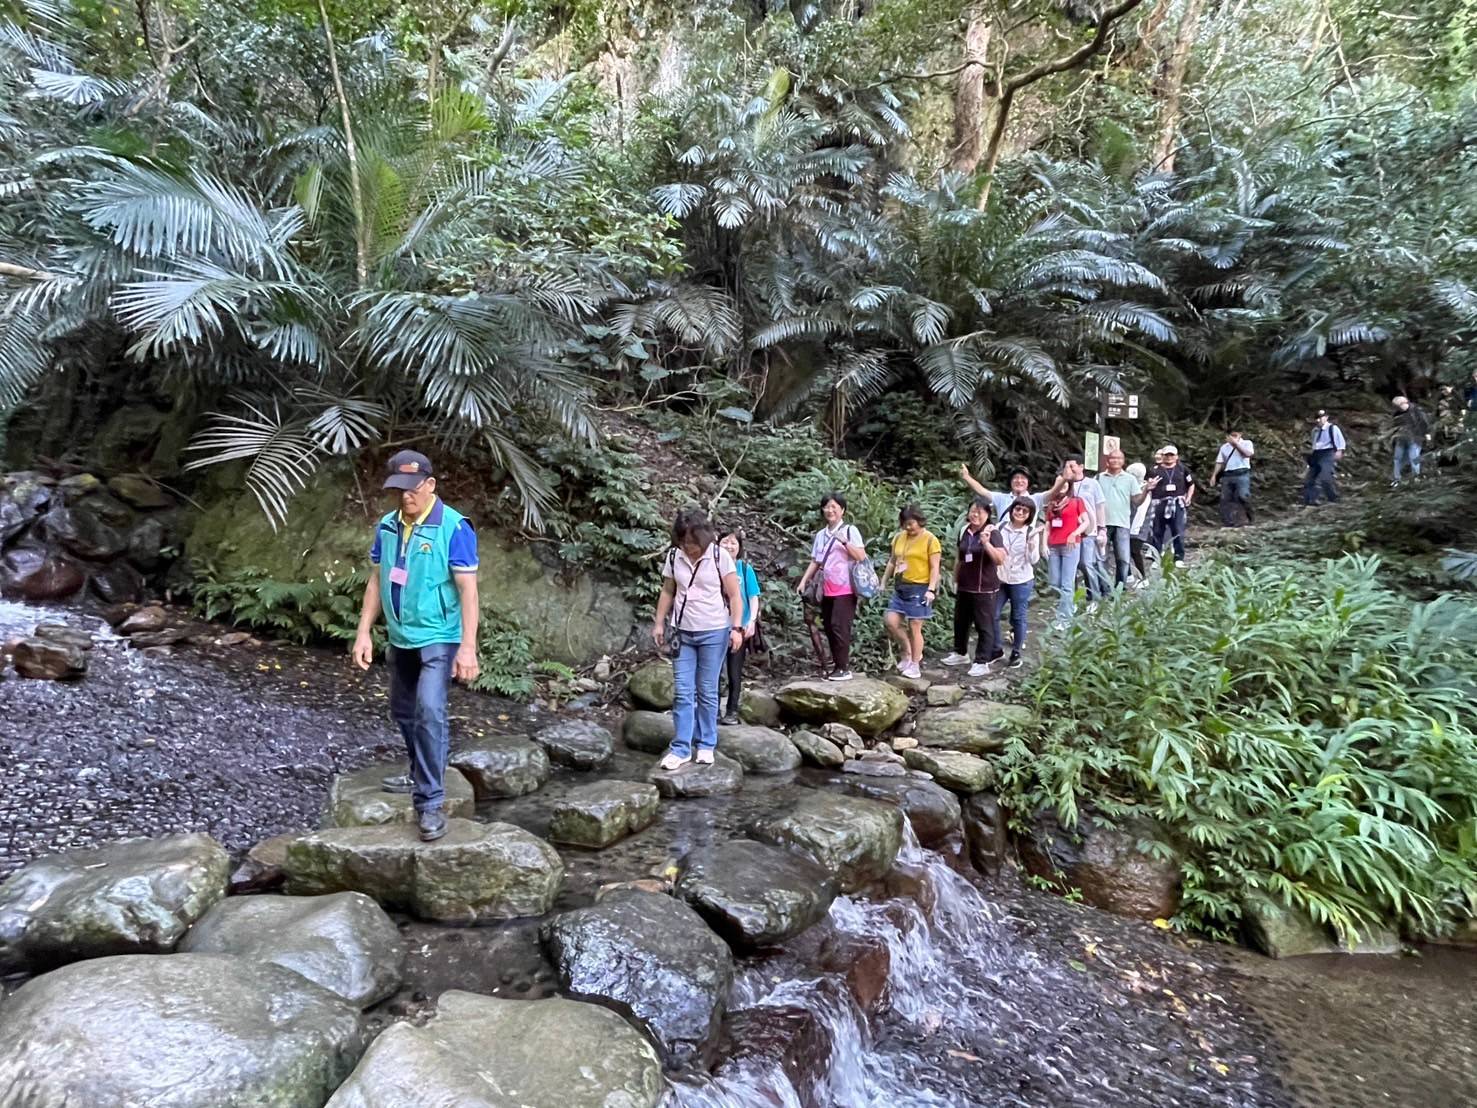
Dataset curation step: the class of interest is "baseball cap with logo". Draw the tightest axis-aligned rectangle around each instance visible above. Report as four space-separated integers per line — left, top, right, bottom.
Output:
382 450 434 491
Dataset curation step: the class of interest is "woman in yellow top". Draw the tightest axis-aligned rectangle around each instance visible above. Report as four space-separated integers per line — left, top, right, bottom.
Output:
880 505 942 679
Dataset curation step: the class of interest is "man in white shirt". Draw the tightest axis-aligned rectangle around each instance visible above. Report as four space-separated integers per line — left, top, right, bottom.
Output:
1062 455 1110 601
1302 409 1346 505
1209 431 1255 527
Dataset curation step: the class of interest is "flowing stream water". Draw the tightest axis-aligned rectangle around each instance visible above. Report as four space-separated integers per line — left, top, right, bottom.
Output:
4 597 1477 1106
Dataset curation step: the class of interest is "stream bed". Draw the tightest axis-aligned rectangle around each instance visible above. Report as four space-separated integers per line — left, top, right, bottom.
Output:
2 598 1475 1107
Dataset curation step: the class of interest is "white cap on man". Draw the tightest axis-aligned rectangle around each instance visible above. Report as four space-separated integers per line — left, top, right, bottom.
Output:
1160 444 1178 456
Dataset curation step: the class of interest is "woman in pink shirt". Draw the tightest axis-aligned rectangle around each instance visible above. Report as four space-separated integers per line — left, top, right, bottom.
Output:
795 492 868 681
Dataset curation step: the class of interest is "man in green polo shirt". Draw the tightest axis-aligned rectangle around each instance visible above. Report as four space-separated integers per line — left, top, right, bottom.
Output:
1096 450 1144 587
352 450 480 841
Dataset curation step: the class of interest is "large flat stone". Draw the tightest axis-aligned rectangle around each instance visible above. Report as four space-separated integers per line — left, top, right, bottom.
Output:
717 725 802 774
622 709 675 754
549 781 660 848
649 753 744 797
838 775 962 847
543 889 733 1062
449 736 550 798
627 660 675 709
325 763 475 827
325 992 662 1108
0 832 229 974
532 719 615 770
901 747 995 793
181 892 404 1008
790 729 845 768
914 700 1033 755
0 954 368 1108
750 793 903 893
775 677 908 736
675 840 836 949
282 820 563 923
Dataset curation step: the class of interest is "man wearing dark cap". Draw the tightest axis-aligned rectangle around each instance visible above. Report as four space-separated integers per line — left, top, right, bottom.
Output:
352 450 480 841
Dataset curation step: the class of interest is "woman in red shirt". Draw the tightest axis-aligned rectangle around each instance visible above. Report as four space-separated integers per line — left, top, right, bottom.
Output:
1044 486 1090 628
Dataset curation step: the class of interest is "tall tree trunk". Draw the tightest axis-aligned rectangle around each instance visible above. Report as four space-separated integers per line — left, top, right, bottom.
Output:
1149 0 1205 172
317 0 370 289
950 6 992 174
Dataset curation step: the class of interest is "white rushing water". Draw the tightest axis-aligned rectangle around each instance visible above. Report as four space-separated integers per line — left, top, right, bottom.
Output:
667 827 1053 1107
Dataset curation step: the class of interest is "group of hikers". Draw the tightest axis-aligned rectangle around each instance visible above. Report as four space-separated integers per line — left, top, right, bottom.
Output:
351 382 1477 828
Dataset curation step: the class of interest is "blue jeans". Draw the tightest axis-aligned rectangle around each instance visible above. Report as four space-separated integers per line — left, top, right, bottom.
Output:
1393 441 1421 481
387 642 456 813
1151 502 1186 561
1218 471 1252 526
672 627 728 757
1047 544 1080 622
1079 533 1110 599
1106 525 1133 585
1303 450 1339 504
999 581 1033 656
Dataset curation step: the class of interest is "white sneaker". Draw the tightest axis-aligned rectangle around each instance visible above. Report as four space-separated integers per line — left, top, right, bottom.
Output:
659 750 691 771
894 657 908 673
941 653 970 667
694 749 714 765
901 660 922 679
967 662 991 678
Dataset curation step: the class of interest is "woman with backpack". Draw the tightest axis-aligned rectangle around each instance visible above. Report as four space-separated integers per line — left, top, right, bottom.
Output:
718 527 762 725
653 508 744 770
795 492 869 682
880 505 942 680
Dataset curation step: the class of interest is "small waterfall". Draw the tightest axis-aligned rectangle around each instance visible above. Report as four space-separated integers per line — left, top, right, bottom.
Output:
667 827 1027 1107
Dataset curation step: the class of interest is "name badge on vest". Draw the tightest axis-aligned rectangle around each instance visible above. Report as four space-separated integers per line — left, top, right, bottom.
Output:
389 565 409 586
1051 518 1063 528
964 553 974 563
1165 484 1176 492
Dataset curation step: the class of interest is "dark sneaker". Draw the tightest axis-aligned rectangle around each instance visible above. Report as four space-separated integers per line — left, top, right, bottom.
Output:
418 808 447 842
719 713 741 726
381 774 414 794
1007 655 1024 670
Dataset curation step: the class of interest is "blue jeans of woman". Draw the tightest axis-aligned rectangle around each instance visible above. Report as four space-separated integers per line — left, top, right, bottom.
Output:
387 642 456 813
999 581 1033 656
1047 544 1080 622
671 627 729 757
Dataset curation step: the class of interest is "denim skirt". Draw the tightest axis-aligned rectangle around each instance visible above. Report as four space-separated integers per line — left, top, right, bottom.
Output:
887 581 933 620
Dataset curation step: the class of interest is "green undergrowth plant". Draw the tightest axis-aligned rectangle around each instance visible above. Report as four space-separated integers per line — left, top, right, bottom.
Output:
470 613 537 698
995 554 1477 944
190 562 367 643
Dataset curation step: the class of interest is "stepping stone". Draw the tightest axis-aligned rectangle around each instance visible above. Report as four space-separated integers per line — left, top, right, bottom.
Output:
449 736 550 798
0 832 228 974
627 660 675 709
925 684 964 707
531 719 615 770
622 709 675 754
0 954 367 1108
884 673 931 695
648 753 744 797
841 759 907 778
282 820 563 923
790 729 844 768
31 623 94 650
776 677 908 735
839 776 962 847
181 892 404 1008
675 841 836 949
325 992 661 1108
716 726 801 774
548 781 660 848
11 637 87 680
901 747 994 793
750 793 903 893
738 688 783 726
542 889 733 1062
914 700 1033 755
324 763 474 828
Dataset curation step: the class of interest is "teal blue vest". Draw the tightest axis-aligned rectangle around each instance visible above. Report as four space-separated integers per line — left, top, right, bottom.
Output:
376 500 467 649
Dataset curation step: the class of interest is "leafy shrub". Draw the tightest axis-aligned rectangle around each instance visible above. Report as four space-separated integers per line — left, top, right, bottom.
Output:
995 555 1477 943
191 563 367 643
469 613 537 699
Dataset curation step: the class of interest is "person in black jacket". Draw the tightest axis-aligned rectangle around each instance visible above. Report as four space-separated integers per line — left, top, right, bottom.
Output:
1390 396 1431 485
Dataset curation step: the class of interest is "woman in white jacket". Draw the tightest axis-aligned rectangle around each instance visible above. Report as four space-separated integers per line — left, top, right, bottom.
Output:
995 498 1044 669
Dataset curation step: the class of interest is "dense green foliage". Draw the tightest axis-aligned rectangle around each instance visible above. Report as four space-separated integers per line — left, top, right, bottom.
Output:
191 561 368 642
996 556 1477 940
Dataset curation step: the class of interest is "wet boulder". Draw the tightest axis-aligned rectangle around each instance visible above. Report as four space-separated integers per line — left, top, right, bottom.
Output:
738 687 783 727
41 505 126 561
1241 893 1341 958
750 793 903 893
532 719 615 770
0 547 84 600
88 559 146 603
839 776 962 848
108 473 174 509
126 516 169 570
0 954 368 1108
0 498 28 543
230 832 296 893
325 991 662 1108
961 792 1007 874
449 735 550 798
31 623 94 650
884 672 931 695
714 1005 833 1104
776 677 908 736
1016 812 1181 921
675 840 836 949
0 471 51 519
925 684 964 707
181 892 404 1008
841 758 906 778
55 472 102 501
717 725 802 774
649 753 744 797
914 700 1033 755
0 832 229 973
901 747 994 793
622 709 676 753
117 604 168 634
283 820 563 923
628 659 676 709
324 763 475 828
549 780 660 848
12 637 87 680
543 888 734 1062
791 728 845 768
